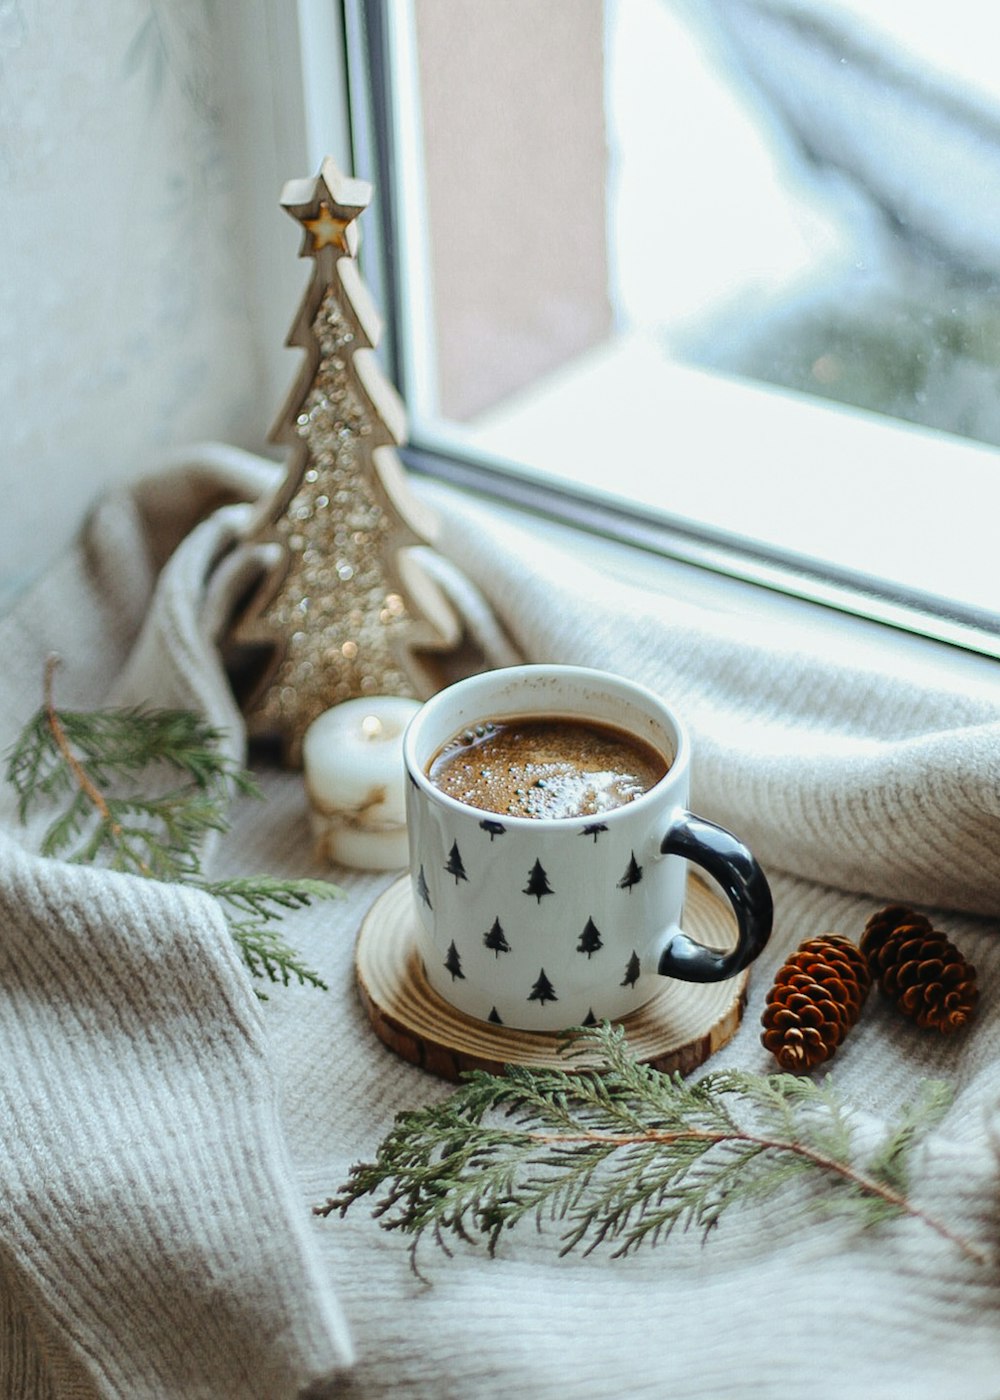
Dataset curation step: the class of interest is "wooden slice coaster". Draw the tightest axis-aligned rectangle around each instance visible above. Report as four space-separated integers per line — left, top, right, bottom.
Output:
355 874 748 1081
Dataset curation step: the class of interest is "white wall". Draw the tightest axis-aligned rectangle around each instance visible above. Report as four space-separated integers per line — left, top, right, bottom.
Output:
0 0 351 613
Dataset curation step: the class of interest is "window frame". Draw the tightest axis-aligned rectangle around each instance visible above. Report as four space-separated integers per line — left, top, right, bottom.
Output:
342 0 1000 664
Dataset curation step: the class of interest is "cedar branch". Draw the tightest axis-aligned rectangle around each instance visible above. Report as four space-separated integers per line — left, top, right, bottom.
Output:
518 1125 984 1263
8 661 333 995
43 656 135 856
322 1028 984 1270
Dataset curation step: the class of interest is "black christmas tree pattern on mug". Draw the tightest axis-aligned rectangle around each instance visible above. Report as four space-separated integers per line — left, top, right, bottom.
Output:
430 826 646 1021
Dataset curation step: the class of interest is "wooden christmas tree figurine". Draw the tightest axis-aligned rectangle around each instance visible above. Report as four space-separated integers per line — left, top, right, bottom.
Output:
228 157 460 764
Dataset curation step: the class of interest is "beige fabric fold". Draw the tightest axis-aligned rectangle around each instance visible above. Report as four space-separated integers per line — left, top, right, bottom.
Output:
0 837 352 1400
2 447 999 1399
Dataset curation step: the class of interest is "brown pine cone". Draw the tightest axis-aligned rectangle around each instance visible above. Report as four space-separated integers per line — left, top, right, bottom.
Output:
761 934 872 1072
860 906 978 1034
857 904 932 965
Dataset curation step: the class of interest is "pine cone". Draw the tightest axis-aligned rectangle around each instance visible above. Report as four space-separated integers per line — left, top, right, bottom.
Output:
857 904 932 964
860 906 978 1034
761 934 872 1072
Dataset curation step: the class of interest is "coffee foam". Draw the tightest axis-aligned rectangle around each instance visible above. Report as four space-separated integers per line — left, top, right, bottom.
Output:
427 717 668 819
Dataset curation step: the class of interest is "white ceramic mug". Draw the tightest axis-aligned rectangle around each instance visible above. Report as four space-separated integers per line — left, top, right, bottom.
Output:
402 665 773 1032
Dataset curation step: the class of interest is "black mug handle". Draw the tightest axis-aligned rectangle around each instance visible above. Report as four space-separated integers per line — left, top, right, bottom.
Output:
658 812 773 983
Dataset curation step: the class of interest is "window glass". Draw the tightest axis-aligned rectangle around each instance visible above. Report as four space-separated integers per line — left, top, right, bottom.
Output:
362 0 1000 641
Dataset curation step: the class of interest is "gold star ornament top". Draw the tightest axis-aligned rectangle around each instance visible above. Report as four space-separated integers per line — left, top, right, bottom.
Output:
302 204 354 253
282 159 369 256
224 158 463 766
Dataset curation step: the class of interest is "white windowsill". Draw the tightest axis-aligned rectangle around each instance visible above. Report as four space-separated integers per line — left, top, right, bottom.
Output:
411 330 1000 651
418 465 1000 699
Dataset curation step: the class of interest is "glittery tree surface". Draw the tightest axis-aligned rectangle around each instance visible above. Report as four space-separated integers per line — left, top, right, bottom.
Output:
227 158 461 764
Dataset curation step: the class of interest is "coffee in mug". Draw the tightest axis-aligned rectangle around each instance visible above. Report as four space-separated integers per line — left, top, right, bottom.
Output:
426 715 669 819
403 665 772 1032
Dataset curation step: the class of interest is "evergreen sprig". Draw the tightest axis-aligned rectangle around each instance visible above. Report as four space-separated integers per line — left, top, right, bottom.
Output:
322 1021 981 1274
197 876 338 988
5 658 336 994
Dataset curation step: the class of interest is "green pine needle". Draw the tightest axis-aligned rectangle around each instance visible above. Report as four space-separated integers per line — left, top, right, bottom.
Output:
197 877 339 992
321 1022 981 1276
5 659 334 994
8 702 259 826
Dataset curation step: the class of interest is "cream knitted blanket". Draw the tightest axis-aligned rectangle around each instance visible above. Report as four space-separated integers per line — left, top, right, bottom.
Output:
1 446 998 1399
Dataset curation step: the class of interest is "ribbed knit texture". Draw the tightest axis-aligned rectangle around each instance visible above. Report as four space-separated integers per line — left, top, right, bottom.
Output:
0 840 351 1399
2 445 999 1398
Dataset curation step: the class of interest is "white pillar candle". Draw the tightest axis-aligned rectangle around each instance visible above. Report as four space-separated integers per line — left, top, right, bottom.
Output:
303 696 422 871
